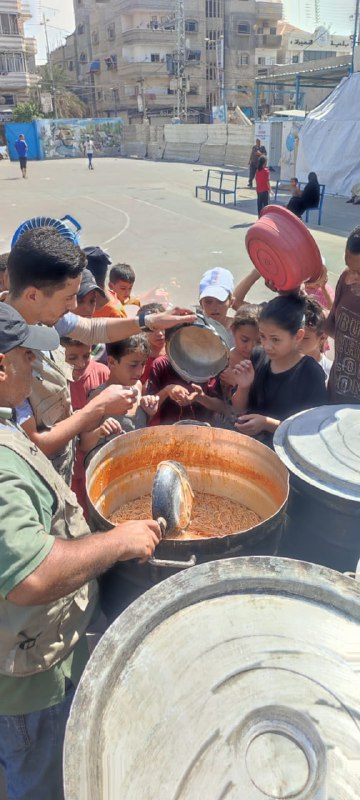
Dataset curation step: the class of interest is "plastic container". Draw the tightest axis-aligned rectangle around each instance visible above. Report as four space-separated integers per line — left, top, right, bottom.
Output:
245 205 323 291
11 214 82 248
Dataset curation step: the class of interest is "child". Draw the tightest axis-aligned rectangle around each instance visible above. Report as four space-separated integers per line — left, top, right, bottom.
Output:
218 306 260 399
198 267 235 340
147 355 227 426
0 252 9 292
81 334 159 455
61 337 112 516
304 265 335 312
75 268 108 364
108 263 140 314
325 224 360 404
301 297 332 382
290 177 301 197
255 155 272 217
137 302 166 386
232 295 328 445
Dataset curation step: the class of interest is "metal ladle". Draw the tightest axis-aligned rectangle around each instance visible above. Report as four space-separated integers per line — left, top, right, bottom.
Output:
148 460 196 569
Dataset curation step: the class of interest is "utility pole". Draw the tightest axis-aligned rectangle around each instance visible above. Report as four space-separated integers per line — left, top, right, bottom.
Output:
175 0 187 119
42 13 58 117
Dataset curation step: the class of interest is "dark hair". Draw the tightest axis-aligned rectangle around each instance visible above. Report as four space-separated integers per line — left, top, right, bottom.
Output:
60 337 89 348
83 246 111 289
290 177 298 184
109 263 135 285
106 334 150 361
308 172 319 184
137 302 166 315
259 294 305 335
0 252 9 272
8 228 86 298
346 225 360 254
304 296 325 335
231 305 259 331
257 156 267 171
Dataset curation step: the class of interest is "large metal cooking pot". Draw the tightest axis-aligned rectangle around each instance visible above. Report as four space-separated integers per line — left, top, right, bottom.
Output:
274 405 360 573
86 425 289 617
64 556 360 800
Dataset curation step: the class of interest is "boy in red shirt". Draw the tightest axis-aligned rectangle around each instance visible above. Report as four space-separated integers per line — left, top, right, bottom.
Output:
255 155 272 217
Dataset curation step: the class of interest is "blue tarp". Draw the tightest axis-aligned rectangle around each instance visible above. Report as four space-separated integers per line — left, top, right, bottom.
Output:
5 122 41 161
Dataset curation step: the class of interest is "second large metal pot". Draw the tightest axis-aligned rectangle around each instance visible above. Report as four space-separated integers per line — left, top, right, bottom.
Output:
86 426 289 617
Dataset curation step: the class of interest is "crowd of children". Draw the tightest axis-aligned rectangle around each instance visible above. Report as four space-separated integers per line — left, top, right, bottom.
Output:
1 222 359 518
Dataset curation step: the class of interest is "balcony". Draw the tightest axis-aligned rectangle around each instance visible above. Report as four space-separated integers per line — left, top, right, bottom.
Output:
255 2 282 18
119 59 169 77
122 28 175 45
0 70 39 88
120 0 172 11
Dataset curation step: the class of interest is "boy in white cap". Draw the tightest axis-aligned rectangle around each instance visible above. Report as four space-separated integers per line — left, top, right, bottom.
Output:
198 267 235 340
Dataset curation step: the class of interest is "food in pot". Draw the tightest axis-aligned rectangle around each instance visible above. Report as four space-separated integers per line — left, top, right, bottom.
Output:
109 493 262 538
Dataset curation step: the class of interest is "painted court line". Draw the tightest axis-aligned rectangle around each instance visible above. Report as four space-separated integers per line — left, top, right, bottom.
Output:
81 195 131 245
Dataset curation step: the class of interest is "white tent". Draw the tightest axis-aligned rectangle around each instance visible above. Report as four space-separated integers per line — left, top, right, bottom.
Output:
296 72 360 197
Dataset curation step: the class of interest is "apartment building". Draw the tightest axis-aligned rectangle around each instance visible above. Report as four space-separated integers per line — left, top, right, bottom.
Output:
224 0 283 116
49 0 285 119
0 0 39 110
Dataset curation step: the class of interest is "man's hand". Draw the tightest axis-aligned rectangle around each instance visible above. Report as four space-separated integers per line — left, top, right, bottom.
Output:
92 385 137 418
113 519 161 562
146 308 197 331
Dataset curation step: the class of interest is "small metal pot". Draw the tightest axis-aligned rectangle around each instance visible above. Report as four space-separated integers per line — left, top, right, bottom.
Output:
165 312 230 382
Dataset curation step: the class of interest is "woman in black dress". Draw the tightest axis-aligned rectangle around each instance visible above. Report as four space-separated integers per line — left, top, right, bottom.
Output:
287 172 320 218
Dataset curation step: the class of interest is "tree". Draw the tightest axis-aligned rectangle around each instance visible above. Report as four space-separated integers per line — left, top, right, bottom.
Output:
12 102 43 122
40 64 89 119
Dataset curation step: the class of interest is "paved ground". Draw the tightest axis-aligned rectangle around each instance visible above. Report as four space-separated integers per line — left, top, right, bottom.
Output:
0 155 357 799
1 156 359 308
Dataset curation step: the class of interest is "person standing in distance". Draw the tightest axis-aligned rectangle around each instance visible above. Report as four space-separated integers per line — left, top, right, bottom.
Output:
14 134 28 179
247 138 266 189
84 135 94 170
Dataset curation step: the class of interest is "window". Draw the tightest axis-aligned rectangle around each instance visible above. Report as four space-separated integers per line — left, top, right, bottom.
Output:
238 22 250 34
79 52 87 62
257 56 266 65
151 53 160 62
239 53 249 65
185 20 198 33
188 49 201 61
77 24 84 34
107 23 115 41
206 0 222 19
291 55 299 64
270 27 277 35
112 88 119 100
68 60 74 71
92 30 99 45
0 14 19 35
206 66 215 80
3 94 14 105
0 52 26 73
97 90 103 100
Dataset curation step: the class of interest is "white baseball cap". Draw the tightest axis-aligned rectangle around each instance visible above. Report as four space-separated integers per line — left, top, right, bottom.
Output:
199 268 234 302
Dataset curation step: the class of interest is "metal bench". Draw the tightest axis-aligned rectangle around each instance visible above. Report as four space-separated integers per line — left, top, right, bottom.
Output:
195 169 239 205
273 179 326 225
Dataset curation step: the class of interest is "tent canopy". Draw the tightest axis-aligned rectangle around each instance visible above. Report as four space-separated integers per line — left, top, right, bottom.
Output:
296 72 360 197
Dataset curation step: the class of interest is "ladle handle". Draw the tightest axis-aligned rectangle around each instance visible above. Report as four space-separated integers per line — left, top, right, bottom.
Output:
148 554 197 570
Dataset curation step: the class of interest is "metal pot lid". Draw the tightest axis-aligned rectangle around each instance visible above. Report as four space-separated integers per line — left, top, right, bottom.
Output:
274 404 360 501
64 556 360 800
166 313 230 382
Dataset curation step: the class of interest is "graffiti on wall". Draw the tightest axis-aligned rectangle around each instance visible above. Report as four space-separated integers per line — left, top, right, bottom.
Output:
37 118 123 160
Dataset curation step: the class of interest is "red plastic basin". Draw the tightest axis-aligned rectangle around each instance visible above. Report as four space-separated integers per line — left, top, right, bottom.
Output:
245 205 323 291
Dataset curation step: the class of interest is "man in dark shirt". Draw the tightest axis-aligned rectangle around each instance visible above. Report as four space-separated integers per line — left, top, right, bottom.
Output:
248 138 267 188
14 134 28 179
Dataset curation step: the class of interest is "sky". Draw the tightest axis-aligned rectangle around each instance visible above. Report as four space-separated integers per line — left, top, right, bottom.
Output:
27 1 356 64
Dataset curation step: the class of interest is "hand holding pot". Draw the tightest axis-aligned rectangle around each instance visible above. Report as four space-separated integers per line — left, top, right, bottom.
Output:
147 308 197 331
112 519 161 563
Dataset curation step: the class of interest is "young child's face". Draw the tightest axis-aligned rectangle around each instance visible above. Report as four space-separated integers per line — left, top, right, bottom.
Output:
147 329 165 356
76 289 98 318
344 248 360 294
108 350 147 385
109 280 134 304
64 343 92 378
301 327 325 360
200 295 231 326
259 321 303 361
233 324 259 360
